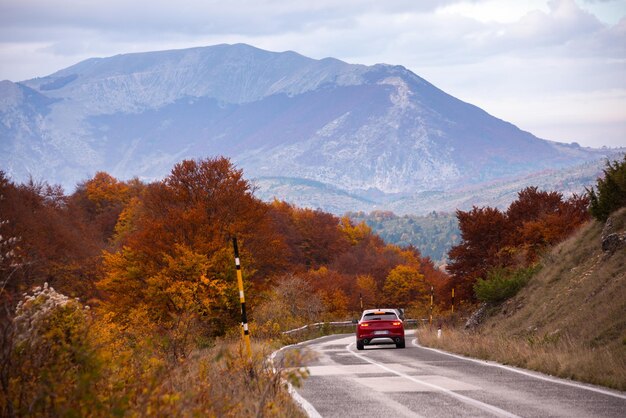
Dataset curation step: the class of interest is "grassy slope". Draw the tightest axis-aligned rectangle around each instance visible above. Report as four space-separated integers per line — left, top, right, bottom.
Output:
419 208 626 390
488 207 626 353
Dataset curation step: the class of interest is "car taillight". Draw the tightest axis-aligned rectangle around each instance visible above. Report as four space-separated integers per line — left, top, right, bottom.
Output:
392 322 401 326
360 323 369 327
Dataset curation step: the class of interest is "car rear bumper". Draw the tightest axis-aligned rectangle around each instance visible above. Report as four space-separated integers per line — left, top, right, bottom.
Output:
357 330 405 340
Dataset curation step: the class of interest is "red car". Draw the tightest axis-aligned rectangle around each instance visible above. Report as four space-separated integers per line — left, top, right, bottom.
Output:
356 309 405 350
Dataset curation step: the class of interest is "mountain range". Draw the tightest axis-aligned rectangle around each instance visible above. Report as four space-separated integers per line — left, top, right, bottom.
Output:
0 43 620 214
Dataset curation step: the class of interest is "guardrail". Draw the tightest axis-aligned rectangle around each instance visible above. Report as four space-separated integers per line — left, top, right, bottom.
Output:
282 319 424 335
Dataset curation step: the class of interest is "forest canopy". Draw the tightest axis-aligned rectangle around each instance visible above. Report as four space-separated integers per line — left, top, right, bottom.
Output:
1 157 448 342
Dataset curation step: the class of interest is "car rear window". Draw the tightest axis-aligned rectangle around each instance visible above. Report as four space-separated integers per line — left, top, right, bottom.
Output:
363 312 398 321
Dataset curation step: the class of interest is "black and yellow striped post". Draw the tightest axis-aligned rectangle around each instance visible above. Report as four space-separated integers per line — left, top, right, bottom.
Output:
232 237 252 358
451 287 455 315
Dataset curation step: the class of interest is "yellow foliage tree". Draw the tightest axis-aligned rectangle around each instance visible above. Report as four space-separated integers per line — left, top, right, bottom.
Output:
382 264 429 309
99 244 229 359
339 216 372 245
356 275 379 309
320 288 349 318
84 171 130 211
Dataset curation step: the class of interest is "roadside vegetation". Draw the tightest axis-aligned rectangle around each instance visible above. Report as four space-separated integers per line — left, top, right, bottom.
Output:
418 208 626 390
0 157 446 416
473 265 540 304
419 155 626 391
418 323 625 390
446 186 590 302
8 284 308 417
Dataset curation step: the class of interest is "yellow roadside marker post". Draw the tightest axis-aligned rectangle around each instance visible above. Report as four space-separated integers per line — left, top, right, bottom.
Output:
232 237 252 358
451 288 455 315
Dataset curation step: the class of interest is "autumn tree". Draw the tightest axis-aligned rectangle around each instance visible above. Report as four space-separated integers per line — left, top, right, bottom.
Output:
69 172 136 242
0 176 104 301
303 267 353 315
447 206 511 300
255 274 323 329
382 264 429 314
0 172 20 417
268 202 349 269
356 275 379 308
99 157 282 355
418 255 449 306
506 187 589 261
100 244 230 359
330 232 405 289
448 186 590 302
339 216 371 245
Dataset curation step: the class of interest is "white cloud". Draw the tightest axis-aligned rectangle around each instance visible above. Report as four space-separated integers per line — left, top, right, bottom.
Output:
437 0 550 23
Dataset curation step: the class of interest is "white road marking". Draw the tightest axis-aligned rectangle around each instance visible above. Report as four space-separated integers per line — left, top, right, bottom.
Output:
274 335 424 418
356 375 480 392
346 342 521 418
307 363 415 376
411 338 626 400
270 341 323 418
286 383 323 418
347 377 427 418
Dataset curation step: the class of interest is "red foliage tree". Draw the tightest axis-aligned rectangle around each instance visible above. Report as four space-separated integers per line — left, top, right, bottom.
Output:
447 206 511 301
447 187 590 302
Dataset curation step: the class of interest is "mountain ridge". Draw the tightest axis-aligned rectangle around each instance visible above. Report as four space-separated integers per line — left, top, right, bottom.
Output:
0 43 619 213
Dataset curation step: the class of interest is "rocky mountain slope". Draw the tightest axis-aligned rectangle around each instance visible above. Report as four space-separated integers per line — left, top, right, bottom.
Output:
0 43 616 213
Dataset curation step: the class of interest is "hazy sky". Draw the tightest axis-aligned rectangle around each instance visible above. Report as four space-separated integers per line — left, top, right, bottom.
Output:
1 0 625 148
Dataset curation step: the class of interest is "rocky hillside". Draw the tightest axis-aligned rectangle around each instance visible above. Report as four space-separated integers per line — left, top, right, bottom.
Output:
480 207 626 377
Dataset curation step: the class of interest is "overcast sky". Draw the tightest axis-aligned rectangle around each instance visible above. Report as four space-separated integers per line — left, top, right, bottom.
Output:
1 0 624 148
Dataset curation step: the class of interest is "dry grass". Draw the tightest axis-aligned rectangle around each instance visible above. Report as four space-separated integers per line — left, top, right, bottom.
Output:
417 328 626 390
129 340 309 417
419 208 626 391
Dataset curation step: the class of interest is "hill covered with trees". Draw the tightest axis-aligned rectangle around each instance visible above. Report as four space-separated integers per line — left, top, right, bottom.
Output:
348 211 460 266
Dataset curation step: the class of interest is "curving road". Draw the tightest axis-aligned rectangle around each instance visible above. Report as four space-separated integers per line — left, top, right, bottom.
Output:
284 330 626 417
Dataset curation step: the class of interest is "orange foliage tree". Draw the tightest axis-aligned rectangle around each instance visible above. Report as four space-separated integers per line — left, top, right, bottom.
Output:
69 172 138 243
98 157 280 355
356 275 379 308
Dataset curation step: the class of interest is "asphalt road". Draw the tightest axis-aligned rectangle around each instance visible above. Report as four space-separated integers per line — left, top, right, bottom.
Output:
282 330 626 418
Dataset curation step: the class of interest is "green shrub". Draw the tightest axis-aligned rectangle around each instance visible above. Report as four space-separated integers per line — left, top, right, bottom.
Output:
587 155 626 222
474 265 539 303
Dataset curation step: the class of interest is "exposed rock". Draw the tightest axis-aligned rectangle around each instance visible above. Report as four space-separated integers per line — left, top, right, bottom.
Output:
600 215 625 256
465 303 489 330
602 232 626 255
